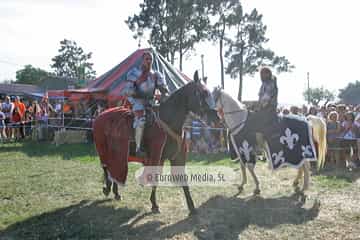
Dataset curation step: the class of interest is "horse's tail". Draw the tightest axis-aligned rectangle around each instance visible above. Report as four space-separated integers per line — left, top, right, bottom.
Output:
309 116 327 170
317 118 327 170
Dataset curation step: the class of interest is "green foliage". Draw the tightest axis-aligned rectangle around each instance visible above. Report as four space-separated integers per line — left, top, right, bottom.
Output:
15 64 50 85
51 39 96 81
126 0 209 70
206 0 241 89
338 80 360 105
303 87 335 106
225 8 294 100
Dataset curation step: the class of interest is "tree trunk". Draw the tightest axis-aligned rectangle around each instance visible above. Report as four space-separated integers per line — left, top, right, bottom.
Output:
179 50 183 71
238 51 244 102
171 52 175 65
220 21 226 89
179 26 184 71
238 72 243 102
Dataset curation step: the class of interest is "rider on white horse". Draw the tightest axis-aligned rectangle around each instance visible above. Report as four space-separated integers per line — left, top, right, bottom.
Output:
227 67 279 163
254 67 280 139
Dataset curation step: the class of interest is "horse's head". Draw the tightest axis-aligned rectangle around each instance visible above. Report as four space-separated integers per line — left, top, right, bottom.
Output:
184 71 220 126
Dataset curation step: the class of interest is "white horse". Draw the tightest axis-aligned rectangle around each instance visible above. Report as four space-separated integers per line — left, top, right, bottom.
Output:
214 89 327 195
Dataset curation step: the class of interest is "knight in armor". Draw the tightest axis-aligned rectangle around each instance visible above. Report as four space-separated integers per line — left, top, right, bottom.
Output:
125 51 169 157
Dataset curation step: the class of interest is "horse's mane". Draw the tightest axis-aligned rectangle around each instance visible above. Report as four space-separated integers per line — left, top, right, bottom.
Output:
215 88 247 112
158 82 195 133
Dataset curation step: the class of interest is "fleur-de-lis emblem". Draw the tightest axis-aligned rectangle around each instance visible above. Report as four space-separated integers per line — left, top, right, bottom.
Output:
239 140 253 162
272 150 285 165
301 145 313 158
280 128 299 150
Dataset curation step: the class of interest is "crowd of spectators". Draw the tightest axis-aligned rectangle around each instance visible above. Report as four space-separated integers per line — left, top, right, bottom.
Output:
0 95 108 142
182 103 360 167
0 95 55 141
183 113 227 154
2 94 359 168
278 103 360 167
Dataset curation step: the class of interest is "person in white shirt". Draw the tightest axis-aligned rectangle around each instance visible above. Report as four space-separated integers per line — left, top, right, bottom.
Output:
2 96 13 138
0 105 7 140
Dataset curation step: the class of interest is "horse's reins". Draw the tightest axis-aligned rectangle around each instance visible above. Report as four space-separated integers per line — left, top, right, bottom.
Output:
153 112 184 161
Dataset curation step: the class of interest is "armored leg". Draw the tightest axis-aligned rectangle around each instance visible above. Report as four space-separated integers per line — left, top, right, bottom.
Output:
135 125 146 158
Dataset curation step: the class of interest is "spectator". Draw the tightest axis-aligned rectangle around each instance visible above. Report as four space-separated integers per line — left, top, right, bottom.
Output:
32 100 42 121
354 105 360 119
40 96 54 120
183 114 193 153
0 105 6 140
290 106 300 115
14 96 26 139
308 106 317 116
191 119 202 145
282 108 290 115
24 110 33 137
341 112 357 139
197 137 209 154
55 101 62 116
340 111 359 167
301 105 308 116
326 111 341 165
317 106 327 119
11 103 22 140
2 96 13 139
336 104 346 122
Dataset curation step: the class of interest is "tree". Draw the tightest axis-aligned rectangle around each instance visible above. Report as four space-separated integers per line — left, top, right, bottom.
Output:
338 81 360 105
15 65 50 85
207 0 241 89
51 39 96 81
225 8 294 101
303 87 335 106
126 0 209 71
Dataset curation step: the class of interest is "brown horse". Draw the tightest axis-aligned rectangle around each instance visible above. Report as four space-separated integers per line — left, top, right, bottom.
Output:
93 71 219 214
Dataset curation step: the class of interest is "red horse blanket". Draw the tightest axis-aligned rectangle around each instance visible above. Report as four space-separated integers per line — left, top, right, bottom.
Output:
93 107 167 185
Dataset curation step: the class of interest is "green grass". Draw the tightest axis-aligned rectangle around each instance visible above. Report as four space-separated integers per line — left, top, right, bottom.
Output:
313 175 352 189
1 141 360 239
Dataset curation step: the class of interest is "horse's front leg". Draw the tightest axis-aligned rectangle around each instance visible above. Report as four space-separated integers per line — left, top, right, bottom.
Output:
238 161 247 193
302 161 310 193
112 183 121 200
293 167 303 193
247 162 260 195
150 186 160 213
183 186 196 215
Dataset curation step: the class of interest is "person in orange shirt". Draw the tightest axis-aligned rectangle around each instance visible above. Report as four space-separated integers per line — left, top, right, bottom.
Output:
14 96 26 119
63 102 72 113
13 96 26 139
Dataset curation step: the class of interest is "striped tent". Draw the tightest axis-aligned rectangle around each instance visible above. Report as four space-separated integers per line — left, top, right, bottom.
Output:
87 48 190 101
48 48 191 104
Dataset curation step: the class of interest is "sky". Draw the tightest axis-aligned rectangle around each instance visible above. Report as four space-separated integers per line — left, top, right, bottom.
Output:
1 0 359 105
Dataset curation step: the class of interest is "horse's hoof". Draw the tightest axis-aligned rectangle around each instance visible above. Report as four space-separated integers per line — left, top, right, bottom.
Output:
102 187 110 197
151 207 160 214
238 186 244 193
253 189 261 195
114 194 121 201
